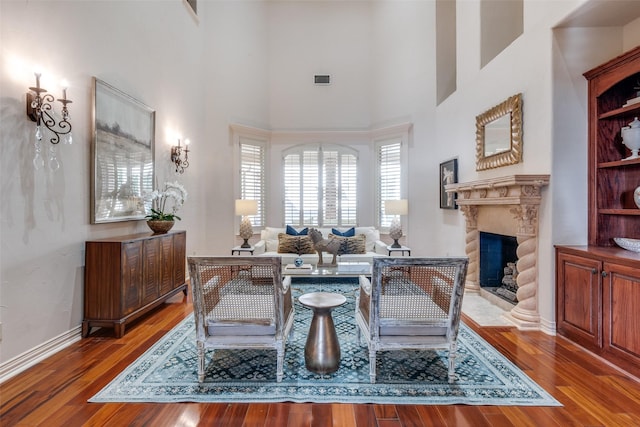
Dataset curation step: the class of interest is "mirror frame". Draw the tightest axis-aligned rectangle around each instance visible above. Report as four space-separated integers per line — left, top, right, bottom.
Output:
475 93 522 171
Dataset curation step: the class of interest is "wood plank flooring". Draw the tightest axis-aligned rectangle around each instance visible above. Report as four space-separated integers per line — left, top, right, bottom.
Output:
2 292 640 426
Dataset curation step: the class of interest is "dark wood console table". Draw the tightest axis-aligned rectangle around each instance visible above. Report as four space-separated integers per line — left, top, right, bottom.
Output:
83 230 187 338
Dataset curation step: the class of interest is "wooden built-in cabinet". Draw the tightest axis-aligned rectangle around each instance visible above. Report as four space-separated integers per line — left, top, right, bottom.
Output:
556 246 640 378
83 230 187 338
556 46 640 378
584 46 640 246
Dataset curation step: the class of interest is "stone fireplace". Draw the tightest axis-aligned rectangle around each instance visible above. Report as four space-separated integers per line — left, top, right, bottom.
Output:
446 174 550 329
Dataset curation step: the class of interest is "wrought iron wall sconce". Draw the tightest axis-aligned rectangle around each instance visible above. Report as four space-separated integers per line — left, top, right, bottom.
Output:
26 72 73 170
171 139 190 174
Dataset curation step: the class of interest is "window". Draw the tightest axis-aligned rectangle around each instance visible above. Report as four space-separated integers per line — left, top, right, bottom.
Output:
283 145 357 226
239 139 265 227
376 139 402 228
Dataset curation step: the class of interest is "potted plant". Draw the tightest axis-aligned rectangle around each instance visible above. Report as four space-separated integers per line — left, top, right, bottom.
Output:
145 181 187 234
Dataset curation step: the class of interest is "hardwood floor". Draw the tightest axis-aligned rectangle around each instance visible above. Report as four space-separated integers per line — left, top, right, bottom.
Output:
2 292 640 427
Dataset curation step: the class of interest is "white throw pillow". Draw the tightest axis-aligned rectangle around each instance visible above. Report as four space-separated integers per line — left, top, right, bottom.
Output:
355 227 379 252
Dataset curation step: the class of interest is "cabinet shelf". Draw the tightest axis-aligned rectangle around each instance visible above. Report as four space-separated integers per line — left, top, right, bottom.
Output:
598 157 640 168
599 102 640 119
598 209 640 215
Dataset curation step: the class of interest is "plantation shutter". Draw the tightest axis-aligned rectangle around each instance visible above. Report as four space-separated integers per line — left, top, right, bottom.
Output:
284 145 357 227
239 140 265 227
339 152 357 225
323 149 339 226
377 140 402 228
302 150 319 225
284 153 301 225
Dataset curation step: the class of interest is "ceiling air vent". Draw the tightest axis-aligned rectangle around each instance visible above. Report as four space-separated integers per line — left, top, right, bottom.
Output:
314 75 331 85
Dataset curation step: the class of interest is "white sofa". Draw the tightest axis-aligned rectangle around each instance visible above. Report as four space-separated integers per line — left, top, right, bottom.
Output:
253 226 388 267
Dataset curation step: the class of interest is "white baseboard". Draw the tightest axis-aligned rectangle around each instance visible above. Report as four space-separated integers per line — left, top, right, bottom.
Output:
0 326 82 384
539 318 557 336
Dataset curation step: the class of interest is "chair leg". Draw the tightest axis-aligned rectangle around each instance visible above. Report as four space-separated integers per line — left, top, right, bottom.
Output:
197 341 206 383
276 345 284 382
448 341 457 384
369 347 377 383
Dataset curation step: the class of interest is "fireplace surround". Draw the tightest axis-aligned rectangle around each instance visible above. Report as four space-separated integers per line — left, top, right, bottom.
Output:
446 174 550 329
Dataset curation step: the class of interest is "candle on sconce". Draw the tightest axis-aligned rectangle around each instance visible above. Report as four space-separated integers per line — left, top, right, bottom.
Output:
61 80 69 100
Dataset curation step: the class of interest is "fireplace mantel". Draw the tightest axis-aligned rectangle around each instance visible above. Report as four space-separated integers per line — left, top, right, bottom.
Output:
446 174 550 330
449 174 549 206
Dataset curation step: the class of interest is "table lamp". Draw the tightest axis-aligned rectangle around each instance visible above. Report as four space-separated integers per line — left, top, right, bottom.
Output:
385 199 408 248
235 199 258 248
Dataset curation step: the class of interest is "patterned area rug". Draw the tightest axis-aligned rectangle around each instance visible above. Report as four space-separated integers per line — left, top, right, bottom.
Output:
89 282 560 405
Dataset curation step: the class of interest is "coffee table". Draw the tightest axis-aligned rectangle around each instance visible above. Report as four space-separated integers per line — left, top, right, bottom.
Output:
298 292 347 374
283 264 371 278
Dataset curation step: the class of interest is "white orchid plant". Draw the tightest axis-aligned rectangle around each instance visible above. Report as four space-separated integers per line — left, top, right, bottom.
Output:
145 181 188 221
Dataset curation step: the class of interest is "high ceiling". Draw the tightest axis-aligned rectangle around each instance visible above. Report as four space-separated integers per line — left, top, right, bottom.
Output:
557 0 640 27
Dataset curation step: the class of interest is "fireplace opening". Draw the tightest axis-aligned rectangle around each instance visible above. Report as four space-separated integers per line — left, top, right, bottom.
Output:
479 231 518 305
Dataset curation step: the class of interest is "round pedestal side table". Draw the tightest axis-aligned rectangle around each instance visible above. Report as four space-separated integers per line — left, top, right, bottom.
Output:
298 292 347 374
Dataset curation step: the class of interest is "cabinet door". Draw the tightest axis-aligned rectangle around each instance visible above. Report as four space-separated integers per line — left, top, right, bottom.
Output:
159 235 174 296
122 241 144 315
603 262 640 370
556 251 602 348
173 232 186 289
142 238 161 305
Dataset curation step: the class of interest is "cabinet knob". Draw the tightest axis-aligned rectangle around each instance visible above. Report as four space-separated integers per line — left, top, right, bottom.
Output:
602 271 608 278
592 268 597 274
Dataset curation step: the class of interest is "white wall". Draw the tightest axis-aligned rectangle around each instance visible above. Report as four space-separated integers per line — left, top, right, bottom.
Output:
197 1 270 256
0 0 207 364
267 1 373 130
370 1 436 252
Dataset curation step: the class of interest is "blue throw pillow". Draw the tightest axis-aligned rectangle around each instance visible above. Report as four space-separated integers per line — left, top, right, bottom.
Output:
331 227 355 237
286 225 308 235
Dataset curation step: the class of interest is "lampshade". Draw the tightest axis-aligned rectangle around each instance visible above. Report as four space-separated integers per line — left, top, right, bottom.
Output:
235 199 258 216
385 199 408 216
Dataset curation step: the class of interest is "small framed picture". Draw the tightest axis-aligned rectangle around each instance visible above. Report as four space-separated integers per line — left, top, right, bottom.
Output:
440 158 458 209
185 0 197 16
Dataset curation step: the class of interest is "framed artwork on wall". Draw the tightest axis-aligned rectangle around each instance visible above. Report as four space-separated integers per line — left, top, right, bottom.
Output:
185 0 197 16
440 158 458 209
91 77 155 224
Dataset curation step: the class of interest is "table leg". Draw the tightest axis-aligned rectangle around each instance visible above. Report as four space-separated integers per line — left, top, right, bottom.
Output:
304 307 341 374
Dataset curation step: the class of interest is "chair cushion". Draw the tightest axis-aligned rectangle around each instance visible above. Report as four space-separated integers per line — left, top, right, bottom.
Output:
206 294 275 336
379 295 448 336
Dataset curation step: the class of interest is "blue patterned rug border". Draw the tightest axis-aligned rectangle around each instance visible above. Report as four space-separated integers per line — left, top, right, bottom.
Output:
89 283 561 406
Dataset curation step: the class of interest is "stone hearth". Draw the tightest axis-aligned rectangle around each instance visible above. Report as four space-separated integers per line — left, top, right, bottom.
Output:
446 174 550 330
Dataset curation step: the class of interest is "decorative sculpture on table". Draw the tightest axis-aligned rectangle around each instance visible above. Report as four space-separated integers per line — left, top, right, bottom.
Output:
308 228 341 266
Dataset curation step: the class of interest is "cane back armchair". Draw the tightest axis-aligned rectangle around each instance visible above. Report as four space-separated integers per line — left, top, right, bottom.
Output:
355 257 469 383
187 256 294 382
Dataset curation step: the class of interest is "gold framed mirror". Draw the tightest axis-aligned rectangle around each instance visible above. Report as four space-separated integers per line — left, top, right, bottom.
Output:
475 93 522 171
